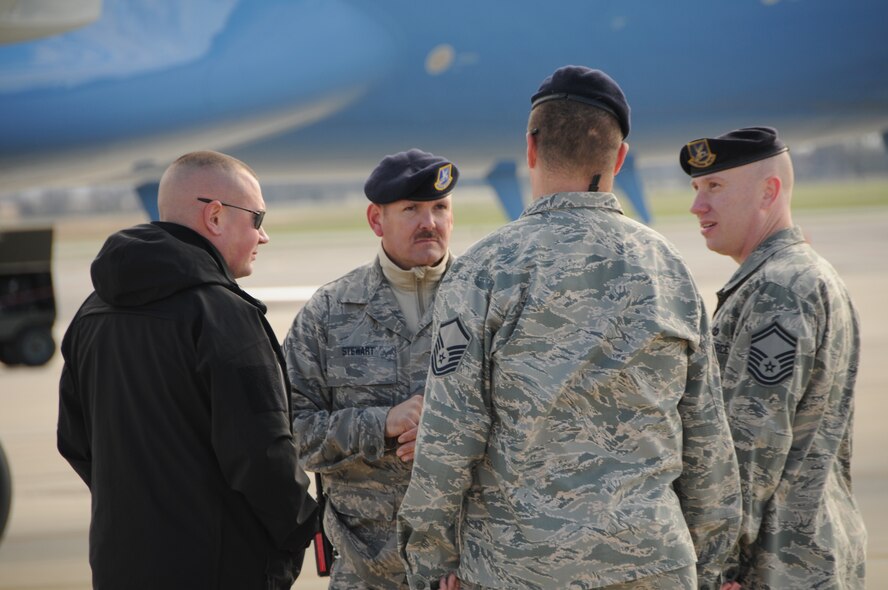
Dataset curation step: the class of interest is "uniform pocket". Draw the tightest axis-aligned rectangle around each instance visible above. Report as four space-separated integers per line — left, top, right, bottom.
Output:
325 344 398 409
325 344 397 387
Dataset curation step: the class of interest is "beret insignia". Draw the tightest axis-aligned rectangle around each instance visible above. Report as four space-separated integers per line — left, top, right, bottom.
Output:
686 139 717 169
434 164 454 192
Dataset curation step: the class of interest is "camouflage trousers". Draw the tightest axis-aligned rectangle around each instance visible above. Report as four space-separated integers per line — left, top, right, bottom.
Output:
458 565 696 590
328 555 409 590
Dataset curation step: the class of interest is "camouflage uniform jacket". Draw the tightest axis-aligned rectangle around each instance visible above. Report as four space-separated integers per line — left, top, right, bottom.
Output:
283 255 452 588
712 226 866 589
398 192 741 590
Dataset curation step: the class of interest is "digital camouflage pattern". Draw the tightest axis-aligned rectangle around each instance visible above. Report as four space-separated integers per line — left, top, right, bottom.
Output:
457 565 697 590
712 226 867 589
398 192 742 590
283 257 450 589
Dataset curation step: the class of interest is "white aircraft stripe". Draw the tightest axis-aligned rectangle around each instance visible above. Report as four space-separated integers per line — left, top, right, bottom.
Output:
248 286 319 303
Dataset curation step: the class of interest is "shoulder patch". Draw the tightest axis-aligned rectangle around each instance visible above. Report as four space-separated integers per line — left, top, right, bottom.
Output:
431 317 470 376
747 321 797 386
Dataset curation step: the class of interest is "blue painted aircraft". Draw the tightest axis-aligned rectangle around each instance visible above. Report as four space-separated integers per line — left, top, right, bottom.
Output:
0 0 886 538
1 0 887 223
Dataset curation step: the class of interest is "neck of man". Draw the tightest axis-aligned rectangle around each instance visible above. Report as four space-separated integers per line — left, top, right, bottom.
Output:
736 212 795 265
532 167 613 200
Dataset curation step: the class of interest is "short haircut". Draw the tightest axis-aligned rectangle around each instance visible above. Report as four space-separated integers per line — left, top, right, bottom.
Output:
170 150 258 181
528 101 622 177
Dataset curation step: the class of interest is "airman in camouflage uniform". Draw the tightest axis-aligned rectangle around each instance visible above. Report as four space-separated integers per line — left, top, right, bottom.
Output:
681 127 867 589
282 149 459 589
398 67 741 590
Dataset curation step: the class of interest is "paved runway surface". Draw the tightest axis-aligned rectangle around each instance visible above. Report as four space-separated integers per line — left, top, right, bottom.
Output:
1 204 885 588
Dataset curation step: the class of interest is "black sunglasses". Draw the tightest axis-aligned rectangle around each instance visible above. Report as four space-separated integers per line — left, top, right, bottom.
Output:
196 197 265 229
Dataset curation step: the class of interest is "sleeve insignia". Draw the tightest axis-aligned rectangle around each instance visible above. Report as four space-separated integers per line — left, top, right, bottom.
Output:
433 163 454 191
686 138 717 169
747 321 797 386
431 316 470 376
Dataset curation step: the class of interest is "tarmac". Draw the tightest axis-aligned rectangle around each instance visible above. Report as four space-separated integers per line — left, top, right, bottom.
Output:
0 204 885 589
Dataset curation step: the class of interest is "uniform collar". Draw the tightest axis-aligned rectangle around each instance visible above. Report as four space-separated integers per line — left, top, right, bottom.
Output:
717 225 806 302
338 249 451 306
337 252 452 339
377 243 450 291
521 191 624 218
338 259 387 305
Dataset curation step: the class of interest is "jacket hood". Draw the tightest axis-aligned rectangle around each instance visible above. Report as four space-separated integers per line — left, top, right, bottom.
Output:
90 222 237 307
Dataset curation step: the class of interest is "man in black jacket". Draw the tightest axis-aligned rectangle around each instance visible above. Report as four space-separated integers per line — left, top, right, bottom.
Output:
57 150 317 589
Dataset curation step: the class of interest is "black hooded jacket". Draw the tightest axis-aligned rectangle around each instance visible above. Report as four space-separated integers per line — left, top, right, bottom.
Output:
58 222 317 590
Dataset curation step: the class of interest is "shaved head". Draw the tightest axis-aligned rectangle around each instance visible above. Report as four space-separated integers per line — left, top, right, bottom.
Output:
158 151 258 226
157 150 268 278
759 150 794 205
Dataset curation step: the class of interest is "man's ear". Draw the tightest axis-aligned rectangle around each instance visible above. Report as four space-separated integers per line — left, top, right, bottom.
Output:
526 131 538 170
613 142 629 176
202 200 224 236
762 176 782 209
367 203 384 237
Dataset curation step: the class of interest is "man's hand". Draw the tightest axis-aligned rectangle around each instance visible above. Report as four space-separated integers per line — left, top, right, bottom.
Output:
385 394 423 462
438 572 460 590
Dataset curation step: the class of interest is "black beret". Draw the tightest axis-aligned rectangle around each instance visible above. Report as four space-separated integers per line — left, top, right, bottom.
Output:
531 66 630 138
364 149 459 204
680 126 789 177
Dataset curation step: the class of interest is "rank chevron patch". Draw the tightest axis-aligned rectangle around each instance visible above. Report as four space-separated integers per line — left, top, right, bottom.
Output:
747 321 797 386
431 317 470 376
